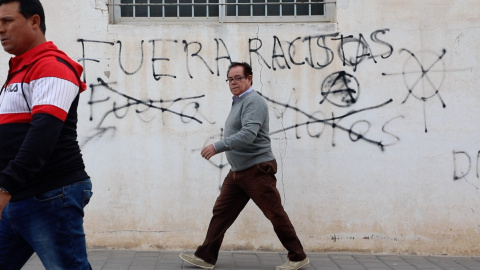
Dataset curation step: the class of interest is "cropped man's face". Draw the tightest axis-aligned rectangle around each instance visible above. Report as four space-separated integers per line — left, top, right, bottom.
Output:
0 1 39 56
227 66 252 97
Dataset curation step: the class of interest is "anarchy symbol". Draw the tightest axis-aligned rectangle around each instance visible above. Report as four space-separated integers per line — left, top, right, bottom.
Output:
320 71 360 107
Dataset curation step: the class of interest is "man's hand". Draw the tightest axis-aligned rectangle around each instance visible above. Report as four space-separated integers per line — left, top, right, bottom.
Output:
201 144 217 160
0 192 11 220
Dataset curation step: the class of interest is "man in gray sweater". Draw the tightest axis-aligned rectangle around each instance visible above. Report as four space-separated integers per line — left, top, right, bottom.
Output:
180 62 309 270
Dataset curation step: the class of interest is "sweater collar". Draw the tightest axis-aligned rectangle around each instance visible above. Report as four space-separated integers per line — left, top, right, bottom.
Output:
232 87 254 105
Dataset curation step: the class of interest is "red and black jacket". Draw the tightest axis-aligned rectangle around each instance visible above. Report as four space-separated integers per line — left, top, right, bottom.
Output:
0 41 89 201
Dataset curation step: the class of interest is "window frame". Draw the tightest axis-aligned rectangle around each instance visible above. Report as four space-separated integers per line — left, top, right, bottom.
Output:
109 0 335 24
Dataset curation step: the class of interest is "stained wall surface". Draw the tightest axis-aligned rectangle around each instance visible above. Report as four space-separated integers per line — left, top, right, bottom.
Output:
1 0 479 255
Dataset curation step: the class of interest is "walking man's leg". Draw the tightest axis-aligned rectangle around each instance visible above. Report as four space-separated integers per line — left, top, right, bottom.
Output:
241 160 308 264
194 171 250 265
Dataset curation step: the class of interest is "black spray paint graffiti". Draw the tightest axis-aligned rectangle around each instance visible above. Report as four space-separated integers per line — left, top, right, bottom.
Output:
335 29 394 72
77 29 394 146
453 151 480 187
198 86 403 181
251 29 393 72
320 71 360 107
78 33 452 157
382 49 447 133
200 89 402 187
260 89 399 151
78 29 393 83
78 32 468 191
78 31 474 192
77 39 115 83
258 69 402 150
82 78 209 147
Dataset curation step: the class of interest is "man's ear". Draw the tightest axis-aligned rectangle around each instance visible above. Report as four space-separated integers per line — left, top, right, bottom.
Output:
29 14 41 30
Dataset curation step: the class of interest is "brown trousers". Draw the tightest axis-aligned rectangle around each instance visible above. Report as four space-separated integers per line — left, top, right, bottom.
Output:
194 160 307 264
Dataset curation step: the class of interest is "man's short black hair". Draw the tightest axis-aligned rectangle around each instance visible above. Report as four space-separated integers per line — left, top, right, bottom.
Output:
0 0 46 33
228 62 253 78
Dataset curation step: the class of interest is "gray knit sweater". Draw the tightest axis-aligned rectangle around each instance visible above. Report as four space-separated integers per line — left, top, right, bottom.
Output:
213 90 275 171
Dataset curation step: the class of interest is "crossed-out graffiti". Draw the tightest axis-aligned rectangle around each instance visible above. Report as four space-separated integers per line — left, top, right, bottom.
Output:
77 28 455 182
82 77 208 147
78 28 396 145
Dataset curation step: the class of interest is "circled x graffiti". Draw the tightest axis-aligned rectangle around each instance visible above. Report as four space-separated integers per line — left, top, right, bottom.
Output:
320 71 360 107
382 49 447 132
400 49 446 105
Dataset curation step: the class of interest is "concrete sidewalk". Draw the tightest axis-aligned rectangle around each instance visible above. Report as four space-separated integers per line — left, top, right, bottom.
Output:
22 249 480 270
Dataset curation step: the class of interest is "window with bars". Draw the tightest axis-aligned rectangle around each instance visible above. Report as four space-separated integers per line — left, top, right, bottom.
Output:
109 0 334 23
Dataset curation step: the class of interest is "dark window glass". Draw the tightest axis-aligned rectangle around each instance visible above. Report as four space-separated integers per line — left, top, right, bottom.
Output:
121 0 134 17
296 3 309 15
311 0 325 15
226 0 250 16
135 0 149 17
179 0 192 17
252 0 265 16
120 0 324 18
208 0 219 16
293 1 325 16
194 0 207 16
190 0 220 17
226 0 235 16
267 0 279 16
164 0 178 17
282 0 295 16
238 0 251 16
150 0 164 17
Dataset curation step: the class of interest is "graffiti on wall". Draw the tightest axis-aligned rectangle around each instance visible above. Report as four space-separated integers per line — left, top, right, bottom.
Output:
383 49 448 133
76 29 464 182
77 29 400 145
453 151 480 186
82 77 207 146
78 29 394 81
261 91 395 150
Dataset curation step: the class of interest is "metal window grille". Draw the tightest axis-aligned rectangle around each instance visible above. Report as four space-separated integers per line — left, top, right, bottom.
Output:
109 0 334 23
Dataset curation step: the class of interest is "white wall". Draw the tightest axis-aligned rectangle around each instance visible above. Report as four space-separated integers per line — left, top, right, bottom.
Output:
2 0 480 255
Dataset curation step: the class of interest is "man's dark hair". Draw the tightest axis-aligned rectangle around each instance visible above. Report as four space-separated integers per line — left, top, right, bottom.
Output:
0 0 46 33
228 62 253 83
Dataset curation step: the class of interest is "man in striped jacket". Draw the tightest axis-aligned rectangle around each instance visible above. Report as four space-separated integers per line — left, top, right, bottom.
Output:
0 0 92 269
